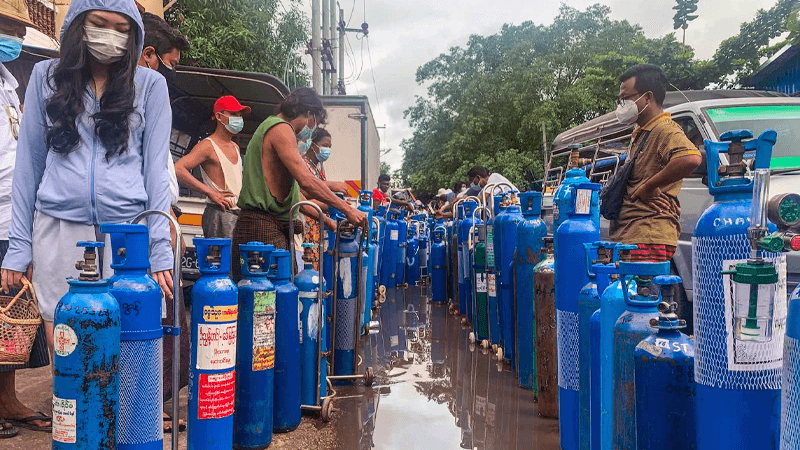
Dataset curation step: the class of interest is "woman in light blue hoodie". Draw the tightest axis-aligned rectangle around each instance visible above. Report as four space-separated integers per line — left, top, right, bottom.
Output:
0 0 173 350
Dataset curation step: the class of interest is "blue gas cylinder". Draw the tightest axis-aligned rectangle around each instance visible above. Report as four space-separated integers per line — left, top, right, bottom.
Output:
459 201 478 319
333 225 361 377
555 183 601 450
296 243 328 407
100 224 163 450
362 228 377 333
52 242 120 450
487 195 505 347
693 130 781 450
266 250 301 433
634 275 696 450
381 210 399 289
431 228 448 303
596 245 637 450
553 147 598 237
498 192 524 366
515 191 546 389
395 211 408 287
233 242 276 449
577 241 615 450
188 238 238 450
406 222 420 287
612 260 670 450
358 190 374 231
782 284 800 450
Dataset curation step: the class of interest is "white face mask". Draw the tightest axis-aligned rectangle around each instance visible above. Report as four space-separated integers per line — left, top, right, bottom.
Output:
84 25 129 64
615 93 649 125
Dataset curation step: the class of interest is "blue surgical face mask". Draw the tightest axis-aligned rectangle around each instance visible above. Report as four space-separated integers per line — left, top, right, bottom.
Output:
298 122 316 141
298 140 310 155
316 146 331 162
225 116 244 134
0 34 23 63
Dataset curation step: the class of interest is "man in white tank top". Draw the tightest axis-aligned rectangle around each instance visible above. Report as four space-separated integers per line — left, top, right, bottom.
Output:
174 96 249 238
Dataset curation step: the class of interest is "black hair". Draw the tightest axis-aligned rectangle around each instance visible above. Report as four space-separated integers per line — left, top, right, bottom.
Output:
142 12 190 56
311 127 331 144
378 174 391 183
275 87 327 124
452 181 465 192
467 166 489 180
46 12 140 159
619 64 667 106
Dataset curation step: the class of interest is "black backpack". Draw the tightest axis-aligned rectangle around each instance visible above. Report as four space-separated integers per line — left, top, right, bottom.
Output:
599 132 650 221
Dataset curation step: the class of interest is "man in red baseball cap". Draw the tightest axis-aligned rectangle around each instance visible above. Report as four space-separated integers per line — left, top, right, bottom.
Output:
174 95 251 239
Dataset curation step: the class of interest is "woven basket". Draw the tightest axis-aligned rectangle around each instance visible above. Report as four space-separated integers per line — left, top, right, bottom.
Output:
0 278 42 365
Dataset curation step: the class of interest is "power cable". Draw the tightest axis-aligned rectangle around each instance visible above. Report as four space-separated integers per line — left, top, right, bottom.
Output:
365 36 383 119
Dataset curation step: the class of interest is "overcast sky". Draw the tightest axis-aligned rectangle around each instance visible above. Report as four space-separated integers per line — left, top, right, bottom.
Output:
309 0 784 173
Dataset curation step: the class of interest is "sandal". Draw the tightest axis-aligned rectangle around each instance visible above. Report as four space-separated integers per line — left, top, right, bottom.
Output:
163 414 186 433
6 412 50 432
0 419 19 439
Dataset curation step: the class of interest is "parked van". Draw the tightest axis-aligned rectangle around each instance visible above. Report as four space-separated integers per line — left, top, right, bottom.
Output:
550 90 800 328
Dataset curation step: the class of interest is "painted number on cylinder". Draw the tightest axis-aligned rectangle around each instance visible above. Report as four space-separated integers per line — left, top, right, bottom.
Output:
198 371 236 419
197 322 238 370
655 338 691 355
52 396 76 443
252 291 276 371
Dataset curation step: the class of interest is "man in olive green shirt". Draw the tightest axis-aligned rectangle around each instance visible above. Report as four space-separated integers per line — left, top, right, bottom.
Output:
609 64 702 262
232 87 366 279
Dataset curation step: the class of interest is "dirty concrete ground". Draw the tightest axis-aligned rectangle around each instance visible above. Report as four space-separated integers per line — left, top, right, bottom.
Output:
8 285 560 449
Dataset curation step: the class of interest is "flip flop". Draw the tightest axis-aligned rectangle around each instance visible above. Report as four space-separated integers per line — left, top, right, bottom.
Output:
0 419 19 439
7 412 51 432
163 414 186 433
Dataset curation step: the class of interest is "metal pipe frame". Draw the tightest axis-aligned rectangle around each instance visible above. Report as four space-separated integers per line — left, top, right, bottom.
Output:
288 201 328 411
131 210 182 450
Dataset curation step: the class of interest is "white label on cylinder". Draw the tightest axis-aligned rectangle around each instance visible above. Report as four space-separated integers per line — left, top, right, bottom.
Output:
488 274 497 297
390 230 399 240
196 322 238 370
476 274 487 293
722 256 787 371
575 189 592 215
52 396 77 443
54 324 78 357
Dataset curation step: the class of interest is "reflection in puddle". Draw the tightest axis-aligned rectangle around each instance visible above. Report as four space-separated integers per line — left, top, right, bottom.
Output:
335 287 561 449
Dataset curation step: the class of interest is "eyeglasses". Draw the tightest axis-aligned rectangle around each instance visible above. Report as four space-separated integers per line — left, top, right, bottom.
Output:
4 105 19 140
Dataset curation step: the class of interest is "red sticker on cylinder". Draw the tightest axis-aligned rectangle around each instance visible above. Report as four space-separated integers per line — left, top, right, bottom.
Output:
198 371 236 419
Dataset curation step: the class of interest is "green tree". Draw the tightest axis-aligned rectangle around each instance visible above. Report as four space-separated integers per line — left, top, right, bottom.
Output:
400 4 710 195
165 0 309 86
673 0 699 44
380 161 391 175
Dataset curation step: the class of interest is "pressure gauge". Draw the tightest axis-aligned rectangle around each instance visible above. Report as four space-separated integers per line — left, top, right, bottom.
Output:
768 193 800 228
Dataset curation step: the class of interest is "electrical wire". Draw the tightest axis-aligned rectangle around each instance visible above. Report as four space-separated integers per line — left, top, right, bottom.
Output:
365 36 384 119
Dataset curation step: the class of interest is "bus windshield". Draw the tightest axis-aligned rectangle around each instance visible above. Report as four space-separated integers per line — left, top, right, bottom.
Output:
706 105 800 170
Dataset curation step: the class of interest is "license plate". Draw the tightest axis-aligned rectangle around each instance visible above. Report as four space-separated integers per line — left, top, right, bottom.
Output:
182 248 198 271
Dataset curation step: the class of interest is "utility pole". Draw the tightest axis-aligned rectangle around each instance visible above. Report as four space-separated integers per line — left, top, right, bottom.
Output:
338 8 346 95
311 0 322 95
321 0 329 95
329 0 337 95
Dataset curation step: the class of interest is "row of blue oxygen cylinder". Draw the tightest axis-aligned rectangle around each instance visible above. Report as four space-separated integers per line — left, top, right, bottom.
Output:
427 129 800 450
49 188 443 450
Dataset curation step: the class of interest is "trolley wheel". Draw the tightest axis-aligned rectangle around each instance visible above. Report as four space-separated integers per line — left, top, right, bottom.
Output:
449 304 457 314
469 342 476 353
496 347 504 360
460 317 468 326
364 367 375 386
468 332 476 344
321 397 333 422
491 344 499 353
481 339 489 349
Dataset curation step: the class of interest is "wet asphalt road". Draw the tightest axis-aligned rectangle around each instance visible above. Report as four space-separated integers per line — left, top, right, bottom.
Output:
10 284 560 449
334 285 561 449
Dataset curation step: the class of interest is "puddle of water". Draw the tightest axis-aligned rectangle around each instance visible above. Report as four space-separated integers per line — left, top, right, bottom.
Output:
335 287 561 450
